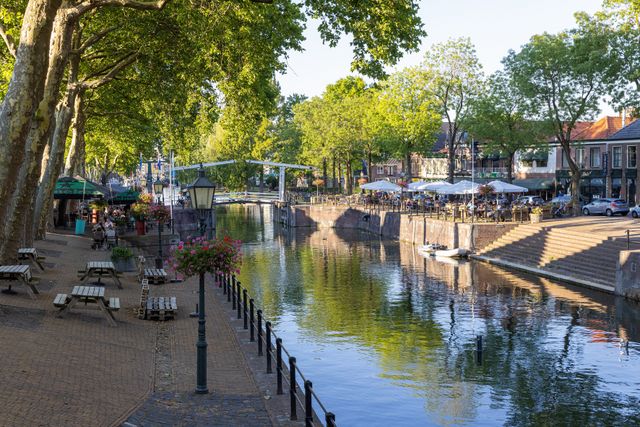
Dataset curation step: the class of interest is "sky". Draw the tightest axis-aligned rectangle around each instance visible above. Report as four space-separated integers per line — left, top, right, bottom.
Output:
276 0 605 100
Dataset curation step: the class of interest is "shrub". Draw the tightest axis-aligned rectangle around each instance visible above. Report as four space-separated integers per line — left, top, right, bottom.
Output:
531 206 543 215
111 246 133 260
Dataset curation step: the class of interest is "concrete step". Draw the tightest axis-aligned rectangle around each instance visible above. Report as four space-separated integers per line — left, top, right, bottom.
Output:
491 254 617 277
480 237 613 257
488 254 613 285
484 245 618 267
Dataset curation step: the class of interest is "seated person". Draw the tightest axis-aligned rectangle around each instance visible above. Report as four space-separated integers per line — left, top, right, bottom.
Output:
92 224 105 249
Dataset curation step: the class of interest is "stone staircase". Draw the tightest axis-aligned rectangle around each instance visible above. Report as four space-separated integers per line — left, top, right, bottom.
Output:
474 223 627 290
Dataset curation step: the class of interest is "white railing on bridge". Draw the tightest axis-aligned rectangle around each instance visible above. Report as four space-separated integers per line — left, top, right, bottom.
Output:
215 191 281 204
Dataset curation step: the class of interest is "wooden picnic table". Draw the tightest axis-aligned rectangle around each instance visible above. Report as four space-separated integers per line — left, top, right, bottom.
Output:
54 285 120 327
79 261 122 289
143 268 167 285
0 265 38 299
18 247 45 271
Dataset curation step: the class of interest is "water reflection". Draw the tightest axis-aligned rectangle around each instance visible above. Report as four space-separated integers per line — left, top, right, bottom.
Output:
219 205 640 426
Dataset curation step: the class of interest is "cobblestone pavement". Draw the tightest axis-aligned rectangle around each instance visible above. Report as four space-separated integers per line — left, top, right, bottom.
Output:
125 392 272 426
0 231 273 427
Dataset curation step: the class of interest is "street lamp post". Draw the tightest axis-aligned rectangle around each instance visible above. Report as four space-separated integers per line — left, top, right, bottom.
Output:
187 165 216 394
153 178 165 269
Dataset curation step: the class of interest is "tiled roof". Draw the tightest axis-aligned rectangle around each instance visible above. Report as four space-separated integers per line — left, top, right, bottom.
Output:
608 117 640 140
434 123 464 153
573 116 633 141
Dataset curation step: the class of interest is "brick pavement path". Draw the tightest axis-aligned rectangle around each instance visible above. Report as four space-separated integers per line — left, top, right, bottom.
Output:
0 232 274 427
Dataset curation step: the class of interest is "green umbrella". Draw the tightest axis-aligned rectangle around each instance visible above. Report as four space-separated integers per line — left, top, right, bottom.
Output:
53 176 105 199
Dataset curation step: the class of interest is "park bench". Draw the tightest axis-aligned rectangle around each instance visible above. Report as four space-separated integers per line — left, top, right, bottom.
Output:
146 296 178 321
107 297 120 311
137 280 177 320
143 268 167 285
53 293 69 307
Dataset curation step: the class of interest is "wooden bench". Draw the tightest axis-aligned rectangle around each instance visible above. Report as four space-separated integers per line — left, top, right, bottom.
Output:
143 268 167 285
108 297 120 311
146 296 178 321
53 293 68 308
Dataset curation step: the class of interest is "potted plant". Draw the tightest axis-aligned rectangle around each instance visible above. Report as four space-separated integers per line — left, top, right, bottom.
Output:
530 206 543 223
130 202 149 235
111 246 135 272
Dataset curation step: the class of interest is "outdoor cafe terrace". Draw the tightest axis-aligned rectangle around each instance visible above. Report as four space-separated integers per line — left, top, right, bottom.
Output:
309 180 554 223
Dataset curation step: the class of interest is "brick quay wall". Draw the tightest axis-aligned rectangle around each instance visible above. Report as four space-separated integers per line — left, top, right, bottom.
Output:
277 205 517 252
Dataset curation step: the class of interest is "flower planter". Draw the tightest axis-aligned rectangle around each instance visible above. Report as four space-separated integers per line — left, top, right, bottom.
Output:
530 213 542 224
112 257 136 272
135 220 146 235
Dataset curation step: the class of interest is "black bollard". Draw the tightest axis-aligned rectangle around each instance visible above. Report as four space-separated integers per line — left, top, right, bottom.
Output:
249 299 255 341
289 356 297 420
243 289 248 330
266 321 272 373
325 412 336 426
304 380 313 427
257 310 263 356
231 277 236 309
276 338 283 395
236 282 242 319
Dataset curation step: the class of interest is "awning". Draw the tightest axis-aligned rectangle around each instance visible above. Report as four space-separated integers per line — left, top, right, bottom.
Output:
520 150 548 161
513 178 554 190
54 176 105 199
110 188 140 203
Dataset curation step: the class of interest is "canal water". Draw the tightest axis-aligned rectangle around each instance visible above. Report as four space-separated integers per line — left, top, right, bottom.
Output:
216 205 640 426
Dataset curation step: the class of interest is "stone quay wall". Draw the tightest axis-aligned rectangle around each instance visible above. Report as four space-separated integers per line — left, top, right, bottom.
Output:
280 205 516 251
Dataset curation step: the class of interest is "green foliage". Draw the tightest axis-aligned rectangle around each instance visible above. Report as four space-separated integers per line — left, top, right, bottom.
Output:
378 66 441 174
111 246 133 260
466 70 548 181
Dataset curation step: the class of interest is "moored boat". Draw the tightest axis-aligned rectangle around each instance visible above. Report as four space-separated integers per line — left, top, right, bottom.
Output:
433 248 468 258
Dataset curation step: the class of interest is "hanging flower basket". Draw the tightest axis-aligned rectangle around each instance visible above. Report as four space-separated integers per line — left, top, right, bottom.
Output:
137 193 153 204
170 235 242 278
149 204 170 224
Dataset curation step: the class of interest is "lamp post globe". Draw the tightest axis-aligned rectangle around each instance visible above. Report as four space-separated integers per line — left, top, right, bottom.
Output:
153 178 164 203
187 165 216 237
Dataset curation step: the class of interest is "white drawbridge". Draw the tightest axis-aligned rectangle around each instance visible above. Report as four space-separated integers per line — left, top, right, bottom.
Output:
173 159 314 203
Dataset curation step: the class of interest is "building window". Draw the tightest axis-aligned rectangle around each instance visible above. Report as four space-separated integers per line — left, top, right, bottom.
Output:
562 150 570 168
521 159 533 167
377 166 384 175
536 159 548 168
590 147 601 168
576 148 585 168
613 146 622 168
628 146 637 168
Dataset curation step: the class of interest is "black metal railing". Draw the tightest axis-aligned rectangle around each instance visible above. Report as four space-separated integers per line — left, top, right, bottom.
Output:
216 272 336 426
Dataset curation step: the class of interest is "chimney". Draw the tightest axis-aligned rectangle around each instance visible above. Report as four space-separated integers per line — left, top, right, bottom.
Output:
622 109 627 128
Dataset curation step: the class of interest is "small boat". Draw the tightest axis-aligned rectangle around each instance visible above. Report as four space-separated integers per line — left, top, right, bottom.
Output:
434 248 468 258
417 243 443 254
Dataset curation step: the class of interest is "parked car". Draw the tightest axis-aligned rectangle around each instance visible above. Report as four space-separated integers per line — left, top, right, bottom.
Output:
551 195 585 208
630 205 640 218
582 198 629 216
515 195 545 206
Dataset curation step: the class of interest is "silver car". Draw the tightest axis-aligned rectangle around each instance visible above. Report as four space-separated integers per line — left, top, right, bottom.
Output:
582 198 629 216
